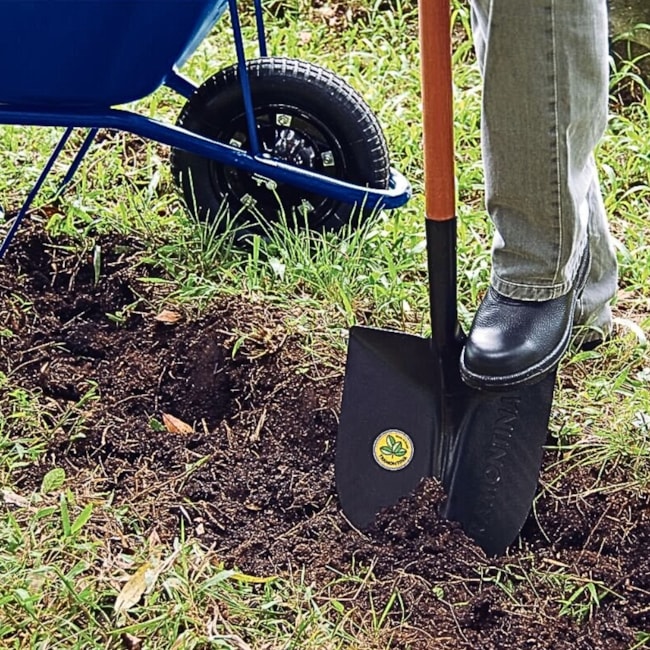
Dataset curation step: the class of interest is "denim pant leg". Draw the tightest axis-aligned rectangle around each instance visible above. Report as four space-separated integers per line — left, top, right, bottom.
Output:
469 0 617 333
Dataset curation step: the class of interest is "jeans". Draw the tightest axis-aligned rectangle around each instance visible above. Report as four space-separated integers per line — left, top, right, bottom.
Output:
469 0 618 339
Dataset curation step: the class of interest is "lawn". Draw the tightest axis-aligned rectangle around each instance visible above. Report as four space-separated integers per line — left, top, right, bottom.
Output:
1 1 649 648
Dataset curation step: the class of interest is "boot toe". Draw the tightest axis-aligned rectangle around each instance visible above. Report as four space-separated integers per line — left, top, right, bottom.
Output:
462 325 541 378
460 249 590 389
460 288 574 389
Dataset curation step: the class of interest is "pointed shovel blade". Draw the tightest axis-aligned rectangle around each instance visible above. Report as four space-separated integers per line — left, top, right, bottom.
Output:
335 326 440 529
336 326 557 555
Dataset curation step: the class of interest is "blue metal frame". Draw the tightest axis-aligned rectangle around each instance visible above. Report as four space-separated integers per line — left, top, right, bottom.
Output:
228 0 261 156
0 105 410 205
0 0 411 257
164 69 199 100
0 128 74 258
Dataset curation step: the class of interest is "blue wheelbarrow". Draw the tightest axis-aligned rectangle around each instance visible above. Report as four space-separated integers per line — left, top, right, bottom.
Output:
0 0 410 256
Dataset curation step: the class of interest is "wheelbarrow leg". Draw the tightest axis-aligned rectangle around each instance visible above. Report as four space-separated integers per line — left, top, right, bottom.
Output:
57 127 98 193
0 127 74 259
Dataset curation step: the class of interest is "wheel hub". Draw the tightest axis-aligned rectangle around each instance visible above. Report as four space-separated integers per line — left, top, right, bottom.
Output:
211 106 349 228
270 127 317 169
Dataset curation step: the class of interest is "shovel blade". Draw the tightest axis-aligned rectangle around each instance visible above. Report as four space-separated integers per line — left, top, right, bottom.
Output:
335 326 440 528
336 326 557 556
442 372 556 556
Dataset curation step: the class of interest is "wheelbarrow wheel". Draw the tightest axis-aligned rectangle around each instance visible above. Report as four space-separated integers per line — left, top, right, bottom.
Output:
171 57 390 239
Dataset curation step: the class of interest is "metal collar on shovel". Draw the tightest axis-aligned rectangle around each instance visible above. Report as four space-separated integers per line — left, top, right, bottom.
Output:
335 0 556 556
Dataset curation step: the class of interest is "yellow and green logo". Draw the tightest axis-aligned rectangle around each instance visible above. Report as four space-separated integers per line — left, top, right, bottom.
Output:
372 429 414 471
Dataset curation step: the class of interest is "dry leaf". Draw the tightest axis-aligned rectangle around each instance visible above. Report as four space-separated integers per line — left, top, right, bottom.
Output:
113 542 182 616
1 488 30 508
162 413 193 434
298 30 312 44
155 309 182 324
114 562 155 614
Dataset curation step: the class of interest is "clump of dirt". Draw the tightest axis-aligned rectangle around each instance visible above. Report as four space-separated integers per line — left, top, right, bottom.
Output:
1 228 648 649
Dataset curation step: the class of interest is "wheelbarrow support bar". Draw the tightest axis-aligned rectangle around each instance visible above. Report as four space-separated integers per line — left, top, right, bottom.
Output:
0 107 410 209
0 105 410 257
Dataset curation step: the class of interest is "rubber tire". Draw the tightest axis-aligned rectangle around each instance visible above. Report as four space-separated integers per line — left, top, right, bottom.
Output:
171 57 390 239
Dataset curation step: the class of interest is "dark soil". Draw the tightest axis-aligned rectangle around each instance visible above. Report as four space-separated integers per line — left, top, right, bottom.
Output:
1 228 649 649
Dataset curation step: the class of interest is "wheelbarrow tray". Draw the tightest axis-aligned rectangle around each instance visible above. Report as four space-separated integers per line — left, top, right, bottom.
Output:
0 0 228 107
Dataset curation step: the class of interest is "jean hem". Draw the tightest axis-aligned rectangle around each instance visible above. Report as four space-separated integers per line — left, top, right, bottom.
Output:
490 273 572 301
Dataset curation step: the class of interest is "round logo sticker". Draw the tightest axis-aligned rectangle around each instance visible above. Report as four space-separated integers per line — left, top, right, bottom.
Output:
372 429 414 471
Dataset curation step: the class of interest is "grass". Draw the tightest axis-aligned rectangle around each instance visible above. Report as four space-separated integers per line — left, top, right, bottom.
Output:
1 0 649 647
1 503 369 649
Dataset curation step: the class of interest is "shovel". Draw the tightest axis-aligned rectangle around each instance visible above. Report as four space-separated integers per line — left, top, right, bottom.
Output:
335 0 556 556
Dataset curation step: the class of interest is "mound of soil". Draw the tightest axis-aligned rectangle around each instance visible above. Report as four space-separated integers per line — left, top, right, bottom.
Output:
1 228 648 649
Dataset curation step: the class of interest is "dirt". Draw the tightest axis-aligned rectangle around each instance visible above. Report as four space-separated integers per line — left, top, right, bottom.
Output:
1 227 649 649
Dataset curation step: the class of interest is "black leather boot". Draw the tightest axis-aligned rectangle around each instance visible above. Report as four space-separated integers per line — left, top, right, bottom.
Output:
460 250 590 389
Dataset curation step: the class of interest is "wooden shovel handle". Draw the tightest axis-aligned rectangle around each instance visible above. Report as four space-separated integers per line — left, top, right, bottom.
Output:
419 0 455 221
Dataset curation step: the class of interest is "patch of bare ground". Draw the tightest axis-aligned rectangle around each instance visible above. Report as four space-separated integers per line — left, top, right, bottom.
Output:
1 228 648 649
